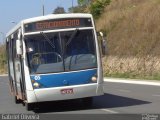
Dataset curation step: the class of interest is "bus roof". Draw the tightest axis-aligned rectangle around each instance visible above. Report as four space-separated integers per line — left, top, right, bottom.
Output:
6 13 93 38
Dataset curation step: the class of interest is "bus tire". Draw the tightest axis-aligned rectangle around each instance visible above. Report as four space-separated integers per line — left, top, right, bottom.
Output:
25 103 33 111
14 96 21 104
82 97 93 107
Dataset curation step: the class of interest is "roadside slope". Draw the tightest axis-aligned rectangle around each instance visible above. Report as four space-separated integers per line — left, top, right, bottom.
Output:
96 0 160 56
96 0 160 79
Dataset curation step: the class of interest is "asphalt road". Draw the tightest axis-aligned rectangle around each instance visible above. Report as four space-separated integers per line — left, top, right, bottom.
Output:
0 76 160 114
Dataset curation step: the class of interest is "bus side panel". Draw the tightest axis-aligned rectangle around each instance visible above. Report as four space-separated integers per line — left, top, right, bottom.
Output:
8 39 17 96
14 60 23 99
6 40 14 95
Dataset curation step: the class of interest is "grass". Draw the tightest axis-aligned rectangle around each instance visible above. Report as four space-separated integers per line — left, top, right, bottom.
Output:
96 0 160 56
0 44 7 74
102 55 160 81
96 0 160 80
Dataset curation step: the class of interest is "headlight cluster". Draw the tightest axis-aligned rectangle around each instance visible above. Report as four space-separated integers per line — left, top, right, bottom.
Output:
32 80 43 89
91 74 97 83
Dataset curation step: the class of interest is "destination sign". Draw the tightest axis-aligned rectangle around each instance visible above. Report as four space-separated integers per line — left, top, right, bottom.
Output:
24 18 92 33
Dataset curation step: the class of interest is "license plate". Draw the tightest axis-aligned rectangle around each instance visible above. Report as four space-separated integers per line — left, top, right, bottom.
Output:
61 88 74 95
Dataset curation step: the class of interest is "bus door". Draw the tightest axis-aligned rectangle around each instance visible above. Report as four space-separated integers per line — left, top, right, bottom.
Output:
14 30 25 100
8 37 17 95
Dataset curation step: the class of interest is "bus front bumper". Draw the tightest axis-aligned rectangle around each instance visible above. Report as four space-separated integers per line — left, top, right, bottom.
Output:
26 83 103 103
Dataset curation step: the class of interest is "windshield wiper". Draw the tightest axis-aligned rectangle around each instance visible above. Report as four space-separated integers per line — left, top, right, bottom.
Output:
66 28 79 46
40 32 55 49
65 29 80 70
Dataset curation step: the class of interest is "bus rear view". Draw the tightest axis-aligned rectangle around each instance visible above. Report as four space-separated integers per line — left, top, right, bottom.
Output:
6 14 104 111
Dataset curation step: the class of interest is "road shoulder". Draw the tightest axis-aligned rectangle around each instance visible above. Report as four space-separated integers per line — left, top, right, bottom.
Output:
104 78 160 86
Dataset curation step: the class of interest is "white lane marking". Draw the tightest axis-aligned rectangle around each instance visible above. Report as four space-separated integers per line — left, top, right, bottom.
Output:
101 109 119 114
104 78 160 86
152 94 160 97
117 89 131 93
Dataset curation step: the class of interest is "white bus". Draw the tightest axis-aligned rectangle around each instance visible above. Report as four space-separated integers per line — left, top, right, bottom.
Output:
6 13 105 111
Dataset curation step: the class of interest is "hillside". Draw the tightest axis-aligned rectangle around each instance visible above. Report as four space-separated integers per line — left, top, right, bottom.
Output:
96 0 160 56
1 0 160 79
96 0 160 79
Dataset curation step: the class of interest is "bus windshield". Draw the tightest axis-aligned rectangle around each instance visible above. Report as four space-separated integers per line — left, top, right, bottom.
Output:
25 29 97 74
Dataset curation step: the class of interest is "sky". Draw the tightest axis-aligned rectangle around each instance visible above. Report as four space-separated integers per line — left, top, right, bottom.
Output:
0 0 78 43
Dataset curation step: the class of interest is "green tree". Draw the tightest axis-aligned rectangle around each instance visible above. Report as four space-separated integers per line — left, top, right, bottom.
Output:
78 0 91 6
53 6 66 14
68 0 90 13
0 44 7 73
89 0 111 19
68 5 87 13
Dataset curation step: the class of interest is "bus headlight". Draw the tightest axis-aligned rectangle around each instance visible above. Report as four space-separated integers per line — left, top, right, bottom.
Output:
91 76 97 82
32 80 42 89
33 82 40 88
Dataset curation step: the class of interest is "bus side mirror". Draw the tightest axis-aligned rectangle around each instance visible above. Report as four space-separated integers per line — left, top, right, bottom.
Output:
16 39 22 55
99 32 103 37
102 39 107 55
98 32 107 56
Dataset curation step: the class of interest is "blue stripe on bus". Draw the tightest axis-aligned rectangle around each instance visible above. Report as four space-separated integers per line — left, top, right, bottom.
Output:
30 69 97 88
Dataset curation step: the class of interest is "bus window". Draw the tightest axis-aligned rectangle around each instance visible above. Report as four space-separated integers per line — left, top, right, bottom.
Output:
25 33 64 74
62 29 97 71
25 29 97 74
